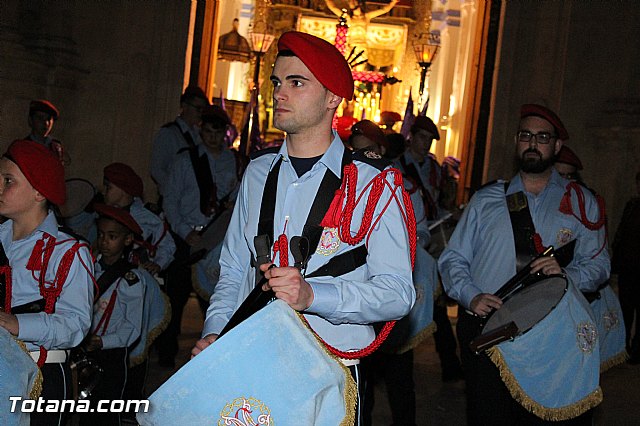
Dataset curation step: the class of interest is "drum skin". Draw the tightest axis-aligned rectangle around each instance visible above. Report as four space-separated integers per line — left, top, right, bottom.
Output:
484 275 567 337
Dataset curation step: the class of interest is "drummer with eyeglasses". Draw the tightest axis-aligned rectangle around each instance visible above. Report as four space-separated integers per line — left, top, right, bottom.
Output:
439 104 610 425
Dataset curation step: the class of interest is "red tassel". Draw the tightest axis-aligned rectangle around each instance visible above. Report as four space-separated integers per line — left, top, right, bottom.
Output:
533 233 545 254
319 187 345 229
559 190 573 215
26 238 45 271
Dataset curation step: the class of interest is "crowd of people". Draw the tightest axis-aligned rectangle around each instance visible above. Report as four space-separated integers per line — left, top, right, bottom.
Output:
0 30 636 426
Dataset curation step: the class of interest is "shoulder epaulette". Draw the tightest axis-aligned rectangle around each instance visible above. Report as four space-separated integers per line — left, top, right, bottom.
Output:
478 179 508 191
161 121 178 129
351 149 391 171
57 225 89 244
250 146 280 160
124 270 140 286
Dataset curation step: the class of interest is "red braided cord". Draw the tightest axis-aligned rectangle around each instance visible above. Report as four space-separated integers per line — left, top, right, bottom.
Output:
277 234 289 266
338 166 387 246
301 314 397 359
94 283 120 335
560 182 606 230
36 238 83 367
533 233 545 254
2 266 12 313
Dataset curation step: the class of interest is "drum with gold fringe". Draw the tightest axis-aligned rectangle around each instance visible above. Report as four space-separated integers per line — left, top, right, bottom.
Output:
193 241 223 301
486 278 602 421
591 284 627 372
137 300 356 426
129 269 171 367
382 244 436 353
0 327 42 426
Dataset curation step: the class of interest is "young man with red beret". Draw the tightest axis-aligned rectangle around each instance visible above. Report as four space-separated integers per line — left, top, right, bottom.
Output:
348 119 388 154
193 31 416 425
79 203 145 426
161 105 239 368
103 162 176 275
439 104 610 424
0 139 94 425
554 144 584 182
396 115 443 222
25 99 66 164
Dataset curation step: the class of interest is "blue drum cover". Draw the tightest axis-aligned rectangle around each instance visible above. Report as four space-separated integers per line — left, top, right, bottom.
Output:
488 281 602 421
0 327 42 426
138 300 356 426
591 285 627 372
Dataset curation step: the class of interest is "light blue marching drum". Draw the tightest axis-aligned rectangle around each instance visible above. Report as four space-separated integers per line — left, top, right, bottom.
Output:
193 241 223 301
591 284 627 372
382 244 436 353
0 327 42 426
137 300 356 426
129 269 171 367
486 277 602 421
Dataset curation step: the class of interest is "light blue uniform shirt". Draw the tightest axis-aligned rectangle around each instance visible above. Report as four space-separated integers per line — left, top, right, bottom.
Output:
203 133 415 352
1 212 95 352
397 151 442 205
129 198 175 270
150 116 202 197
164 145 239 240
92 257 145 349
438 169 610 309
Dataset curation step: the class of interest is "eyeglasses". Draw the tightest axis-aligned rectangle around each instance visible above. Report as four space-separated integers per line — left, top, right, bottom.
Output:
517 130 557 144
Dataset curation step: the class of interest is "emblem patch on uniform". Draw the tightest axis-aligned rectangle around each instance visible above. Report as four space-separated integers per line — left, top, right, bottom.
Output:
556 228 573 247
604 310 620 331
316 227 341 255
363 150 382 160
576 322 598 354
219 397 272 425
124 271 140 286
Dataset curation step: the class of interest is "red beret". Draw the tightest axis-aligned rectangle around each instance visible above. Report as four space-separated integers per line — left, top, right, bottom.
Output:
94 203 143 236
202 105 231 127
380 111 402 123
104 162 144 198
278 31 354 100
520 104 569 140
29 99 59 120
411 116 440 140
4 140 65 205
351 120 387 149
335 116 359 142
555 145 583 170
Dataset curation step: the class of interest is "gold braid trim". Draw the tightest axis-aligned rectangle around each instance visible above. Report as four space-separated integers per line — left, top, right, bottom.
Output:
600 350 629 373
294 312 357 426
191 267 211 301
487 346 603 421
14 337 43 400
129 291 173 367
395 321 437 355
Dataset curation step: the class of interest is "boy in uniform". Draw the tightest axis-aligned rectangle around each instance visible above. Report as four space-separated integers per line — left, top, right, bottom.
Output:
79 203 146 426
103 162 175 275
0 139 94 426
25 99 66 164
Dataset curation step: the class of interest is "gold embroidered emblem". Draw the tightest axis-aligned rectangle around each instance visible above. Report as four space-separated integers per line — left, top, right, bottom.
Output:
316 227 341 255
576 322 597 354
556 228 573 247
219 397 272 425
